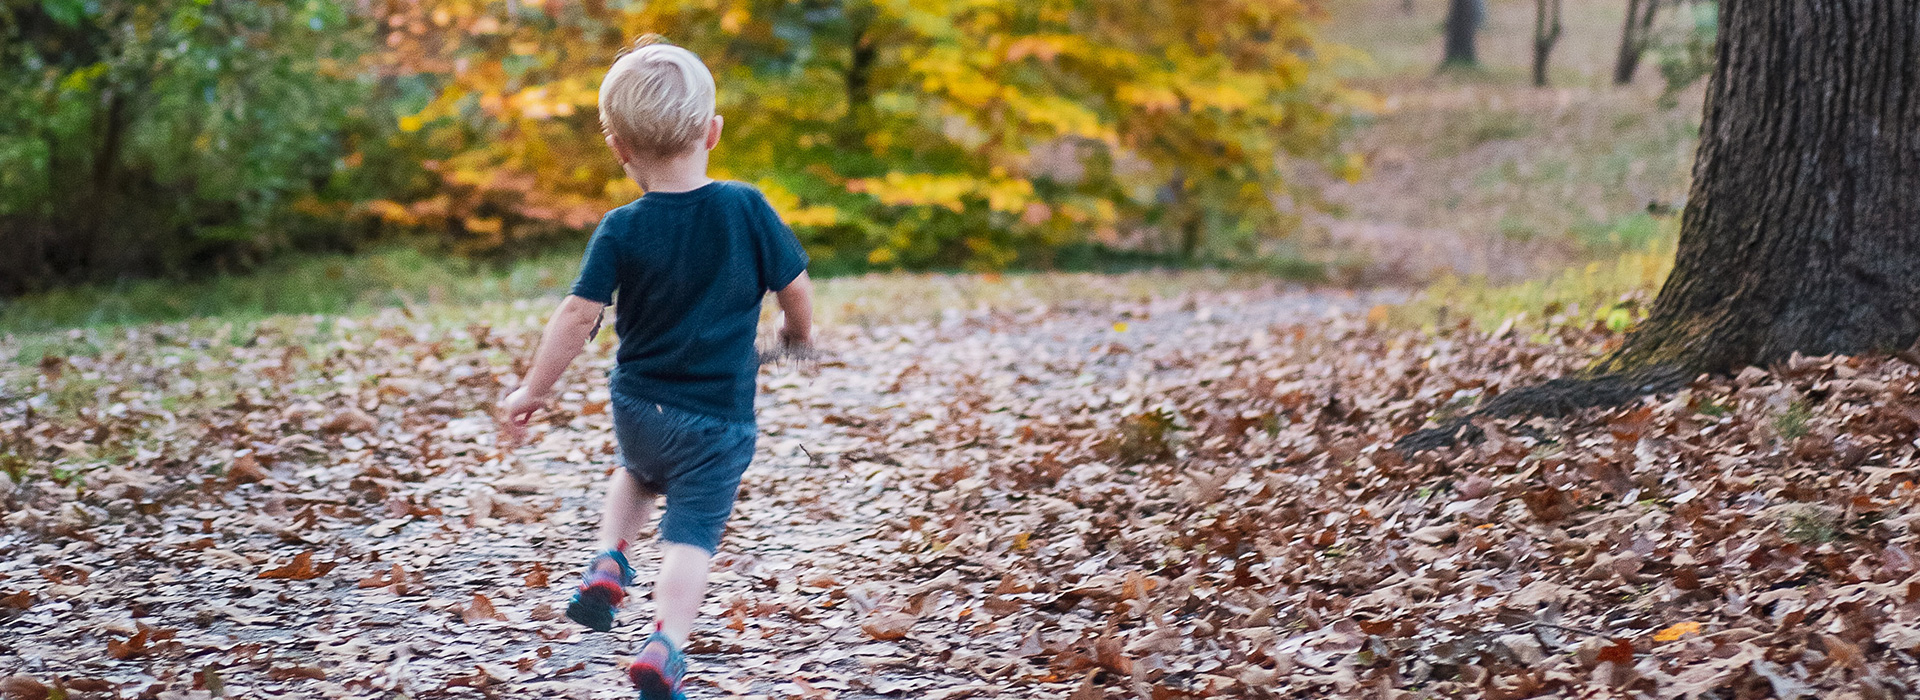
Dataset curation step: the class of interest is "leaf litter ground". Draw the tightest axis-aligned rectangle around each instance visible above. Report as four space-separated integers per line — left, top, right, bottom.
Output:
4 284 1920 699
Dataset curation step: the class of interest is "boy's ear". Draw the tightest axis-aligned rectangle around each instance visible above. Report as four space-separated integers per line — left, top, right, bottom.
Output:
606 134 635 166
704 115 723 151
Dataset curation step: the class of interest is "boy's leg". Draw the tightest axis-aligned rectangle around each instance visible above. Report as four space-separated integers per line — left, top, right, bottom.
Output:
568 468 654 632
630 411 754 699
598 467 656 552
629 543 709 700
652 543 711 646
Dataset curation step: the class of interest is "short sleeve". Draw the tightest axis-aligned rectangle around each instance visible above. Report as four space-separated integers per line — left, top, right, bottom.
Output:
569 215 620 303
750 189 809 292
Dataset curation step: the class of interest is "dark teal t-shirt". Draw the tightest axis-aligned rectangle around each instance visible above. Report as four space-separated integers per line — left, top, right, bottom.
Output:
570 181 808 422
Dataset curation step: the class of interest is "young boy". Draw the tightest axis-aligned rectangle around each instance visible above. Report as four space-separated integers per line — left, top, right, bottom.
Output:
498 38 812 700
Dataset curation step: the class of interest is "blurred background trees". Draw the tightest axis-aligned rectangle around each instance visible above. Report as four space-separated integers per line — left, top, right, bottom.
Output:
1 0 1364 292
0 0 385 295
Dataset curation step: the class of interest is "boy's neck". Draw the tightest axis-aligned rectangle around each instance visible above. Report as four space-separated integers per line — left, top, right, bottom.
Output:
626 150 713 194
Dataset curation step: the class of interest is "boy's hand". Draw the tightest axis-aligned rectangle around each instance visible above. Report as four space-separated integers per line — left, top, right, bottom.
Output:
779 325 812 351
498 387 547 447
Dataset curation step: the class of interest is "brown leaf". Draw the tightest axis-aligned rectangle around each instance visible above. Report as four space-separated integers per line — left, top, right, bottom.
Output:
458 593 506 624
267 665 328 681
0 590 32 613
63 678 113 693
357 564 396 588
1823 634 1864 669
1093 632 1134 676
322 408 377 434
860 610 917 641
524 562 550 588
0 676 48 700
106 628 151 660
226 454 268 484
1596 638 1634 666
258 551 335 580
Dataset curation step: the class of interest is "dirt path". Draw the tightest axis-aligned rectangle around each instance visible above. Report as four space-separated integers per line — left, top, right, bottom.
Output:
1 286 1384 699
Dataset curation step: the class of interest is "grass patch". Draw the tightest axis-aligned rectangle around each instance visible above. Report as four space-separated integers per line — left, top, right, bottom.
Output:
0 248 588 334
1393 218 1677 334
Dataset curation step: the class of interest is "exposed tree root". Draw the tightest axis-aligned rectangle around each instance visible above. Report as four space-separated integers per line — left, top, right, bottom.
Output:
1394 365 1691 454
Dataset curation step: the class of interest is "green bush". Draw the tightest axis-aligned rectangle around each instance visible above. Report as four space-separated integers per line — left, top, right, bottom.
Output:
0 0 387 295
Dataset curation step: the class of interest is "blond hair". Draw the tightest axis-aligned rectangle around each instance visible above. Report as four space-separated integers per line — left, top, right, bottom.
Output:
599 37 716 158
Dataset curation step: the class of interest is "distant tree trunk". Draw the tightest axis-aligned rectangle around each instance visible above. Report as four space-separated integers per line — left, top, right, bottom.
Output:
1532 0 1564 86
1404 0 1416 15
1613 0 1662 84
1441 0 1484 68
1602 0 1920 374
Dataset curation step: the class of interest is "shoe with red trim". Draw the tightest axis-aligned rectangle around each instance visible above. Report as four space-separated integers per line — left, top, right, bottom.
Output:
627 623 689 700
564 546 635 632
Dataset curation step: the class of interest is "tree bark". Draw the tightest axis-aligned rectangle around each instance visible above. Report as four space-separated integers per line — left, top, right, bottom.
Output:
1533 0 1563 86
1441 0 1484 68
1613 0 1662 85
1602 0 1920 374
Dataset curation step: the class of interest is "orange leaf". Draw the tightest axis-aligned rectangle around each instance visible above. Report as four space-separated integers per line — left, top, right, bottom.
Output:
1652 621 1701 642
459 593 505 624
258 551 336 581
106 629 150 660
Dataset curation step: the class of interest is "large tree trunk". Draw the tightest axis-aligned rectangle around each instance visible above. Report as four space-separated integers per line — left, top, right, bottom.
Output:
1602 0 1920 375
1441 0 1483 68
1533 0 1563 87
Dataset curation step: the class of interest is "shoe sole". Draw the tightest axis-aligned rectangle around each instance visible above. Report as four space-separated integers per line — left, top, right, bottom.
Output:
565 583 621 632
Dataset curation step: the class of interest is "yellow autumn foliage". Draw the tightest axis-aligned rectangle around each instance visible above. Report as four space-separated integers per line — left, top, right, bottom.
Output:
366 0 1366 269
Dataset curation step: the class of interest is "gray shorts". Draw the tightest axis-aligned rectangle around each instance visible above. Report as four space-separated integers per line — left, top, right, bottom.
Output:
610 394 757 554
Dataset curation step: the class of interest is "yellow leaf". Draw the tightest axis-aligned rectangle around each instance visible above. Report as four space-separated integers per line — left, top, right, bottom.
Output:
1340 152 1367 184
1112 322 1129 333
1653 621 1701 642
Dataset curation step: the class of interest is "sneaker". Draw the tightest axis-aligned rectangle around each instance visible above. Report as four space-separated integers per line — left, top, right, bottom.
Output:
627 623 688 700
565 546 635 632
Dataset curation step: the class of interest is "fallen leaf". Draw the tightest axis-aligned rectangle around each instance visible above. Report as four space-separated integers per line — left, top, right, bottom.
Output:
258 551 335 580
860 610 917 641
226 454 269 484
1653 621 1702 642
323 408 377 434
0 676 48 700
1597 638 1635 666
457 593 506 624
266 665 328 680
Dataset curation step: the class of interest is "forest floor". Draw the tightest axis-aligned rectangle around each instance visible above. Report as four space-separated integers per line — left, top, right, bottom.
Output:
14 3 1920 700
7 279 1920 700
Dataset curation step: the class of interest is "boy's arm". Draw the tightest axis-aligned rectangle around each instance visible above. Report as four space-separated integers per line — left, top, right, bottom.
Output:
775 271 814 348
499 294 606 445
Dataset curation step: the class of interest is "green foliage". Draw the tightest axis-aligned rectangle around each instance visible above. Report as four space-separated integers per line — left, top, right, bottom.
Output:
1652 1 1717 105
0 0 385 294
2 0 1362 297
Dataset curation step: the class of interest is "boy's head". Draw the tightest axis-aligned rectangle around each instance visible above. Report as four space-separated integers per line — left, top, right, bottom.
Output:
599 37 718 160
